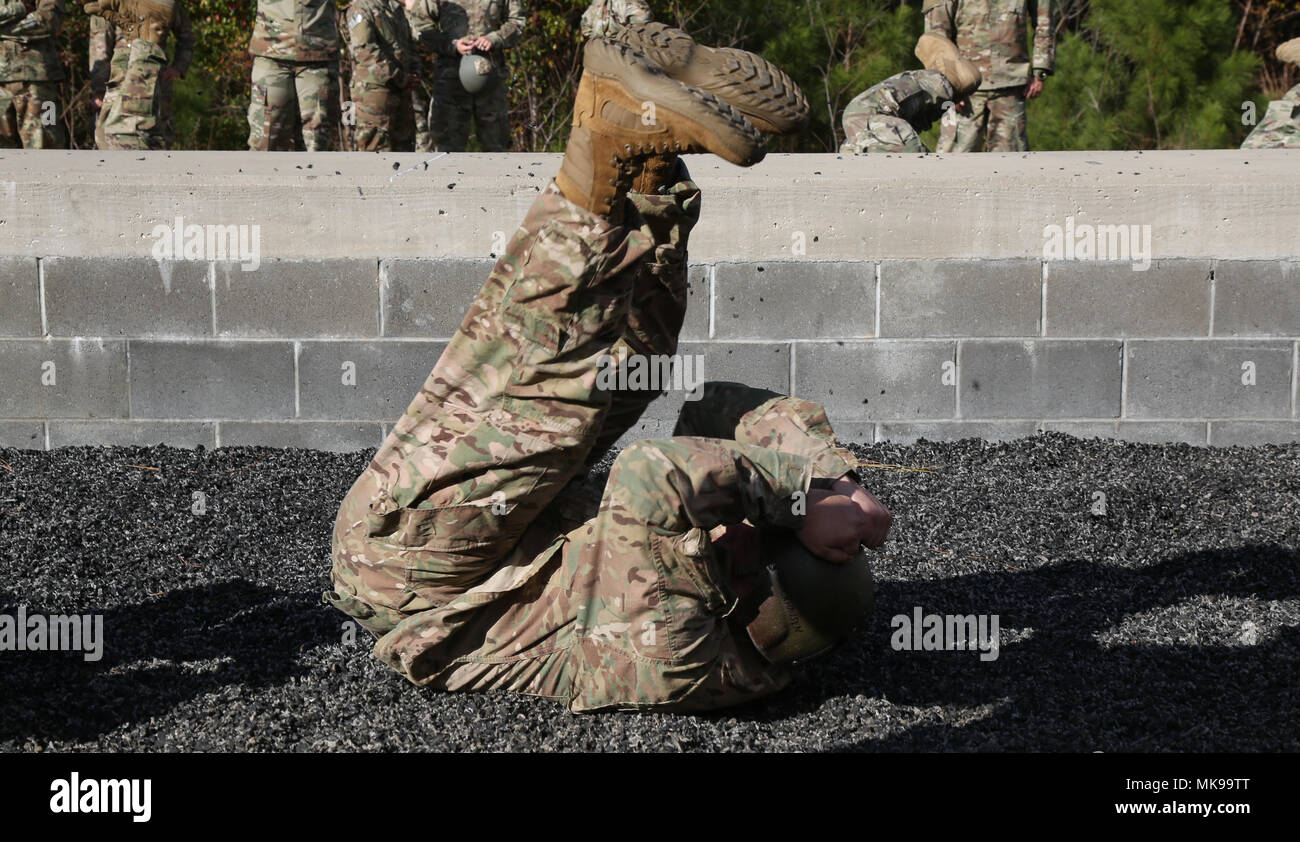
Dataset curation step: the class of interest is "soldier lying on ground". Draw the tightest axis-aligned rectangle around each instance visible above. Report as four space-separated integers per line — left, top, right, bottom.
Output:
841 32 980 154
1242 37 1300 150
325 24 893 713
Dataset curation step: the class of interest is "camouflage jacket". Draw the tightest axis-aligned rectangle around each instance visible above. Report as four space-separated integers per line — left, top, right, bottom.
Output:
250 0 341 63
89 3 195 97
580 0 650 39
407 0 525 71
346 0 416 89
923 0 1054 91
1241 83 1300 150
0 0 64 82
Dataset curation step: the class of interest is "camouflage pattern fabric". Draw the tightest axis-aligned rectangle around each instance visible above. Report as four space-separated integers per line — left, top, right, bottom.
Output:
1241 84 1300 150
840 69 955 154
249 0 340 63
580 0 651 40
247 54 340 151
403 0 434 150
0 78 60 146
937 87 1027 152
407 0 525 151
346 0 416 151
326 173 861 712
923 0 1054 91
91 2 194 150
0 0 65 147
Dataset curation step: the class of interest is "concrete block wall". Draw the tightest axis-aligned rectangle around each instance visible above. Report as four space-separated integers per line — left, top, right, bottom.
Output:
1 150 1297 450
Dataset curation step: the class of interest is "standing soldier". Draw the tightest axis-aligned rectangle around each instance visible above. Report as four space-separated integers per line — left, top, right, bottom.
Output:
247 0 342 151
406 0 525 152
579 0 650 40
87 0 194 150
1242 38 1300 150
923 0 1055 152
403 0 434 151
347 0 417 151
0 0 65 148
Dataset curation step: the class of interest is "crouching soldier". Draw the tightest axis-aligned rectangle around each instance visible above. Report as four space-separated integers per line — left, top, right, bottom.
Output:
841 32 980 154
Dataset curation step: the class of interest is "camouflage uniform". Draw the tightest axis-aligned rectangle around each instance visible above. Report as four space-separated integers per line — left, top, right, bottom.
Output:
326 173 860 713
1241 84 1300 149
0 0 65 149
840 69 955 154
403 0 435 151
90 5 195 151
924 0 1054 152
579 0 651 40
248 0 341 151
346 0 417 151
407 0 525 152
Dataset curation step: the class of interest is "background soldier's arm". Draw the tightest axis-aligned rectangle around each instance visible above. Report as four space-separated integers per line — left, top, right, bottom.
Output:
88 15 114 96
921 0 956 40
2 0 63 38
408 0 455 57
485 0 524 51
0 1 28 26
374 3 414 87
170 0 195 76
1030 0 1055 77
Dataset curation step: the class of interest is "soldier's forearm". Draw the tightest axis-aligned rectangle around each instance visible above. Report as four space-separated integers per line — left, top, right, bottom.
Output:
0 2 26 25
4 8 60 38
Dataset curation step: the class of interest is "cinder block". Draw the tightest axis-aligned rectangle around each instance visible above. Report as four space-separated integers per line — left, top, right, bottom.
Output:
713 261 874 339
879 259 1040 337
0 339 128 419
959 340 1122 419
876 421 1039 444
129 340 296 420
1041 421 1208 445
682 264 710 341
1213 261 1300 337
215 259 379 338
794 341 956 421
0 421 44 450
831 421 876 445
43 257 212 338
381 258 495 338
639 341 791 422
0 257 40 337
1125 340 1292 419
1208 421 1300 447
1046 259 1211 337
218 421 383 452
49 421 216 449
298 340 446 420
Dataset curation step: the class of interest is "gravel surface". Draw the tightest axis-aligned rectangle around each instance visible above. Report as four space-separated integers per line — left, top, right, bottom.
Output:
1 433 1297 752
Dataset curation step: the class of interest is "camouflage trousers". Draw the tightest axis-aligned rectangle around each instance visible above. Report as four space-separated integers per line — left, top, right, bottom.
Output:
431 68 509 152
1241 84 1300 150
95 39 171 151
326 176 857 713
0 79 63 149
410 78 434 152
350 81 415 152
247 56 340 152
937 87 1028 153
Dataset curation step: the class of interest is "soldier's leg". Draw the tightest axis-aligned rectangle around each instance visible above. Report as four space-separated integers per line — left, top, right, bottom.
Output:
431 71 470 151
351 81 391 152
675 381 858 478
936 89 989 153
109 40 167 151
985 89 1028 152
0 83 18 148
247 56 298 151
8 82 58 148
472 79 511 152
391 82 416 152
567 437 807 712
296 60 341 152
411 81 434 152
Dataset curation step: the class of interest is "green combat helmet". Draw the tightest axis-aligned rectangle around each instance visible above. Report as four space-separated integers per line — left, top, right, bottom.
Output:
460 52 496 95
746 526 876 665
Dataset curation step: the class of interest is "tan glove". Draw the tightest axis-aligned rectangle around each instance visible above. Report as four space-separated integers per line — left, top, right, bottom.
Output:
84 0 174 44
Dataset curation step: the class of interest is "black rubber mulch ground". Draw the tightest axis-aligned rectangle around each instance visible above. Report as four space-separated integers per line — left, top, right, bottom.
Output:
1 433 1296 752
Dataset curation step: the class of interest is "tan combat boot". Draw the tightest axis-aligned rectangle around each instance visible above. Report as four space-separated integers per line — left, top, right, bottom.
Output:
915 32 981 99
611 22 809 135
556 38 765 221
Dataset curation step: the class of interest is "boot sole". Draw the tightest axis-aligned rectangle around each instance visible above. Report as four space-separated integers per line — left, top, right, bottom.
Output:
583 38 766 166
615 22 810 135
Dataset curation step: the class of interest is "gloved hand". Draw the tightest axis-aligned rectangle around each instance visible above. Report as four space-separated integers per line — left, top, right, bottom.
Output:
84 0 174 44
